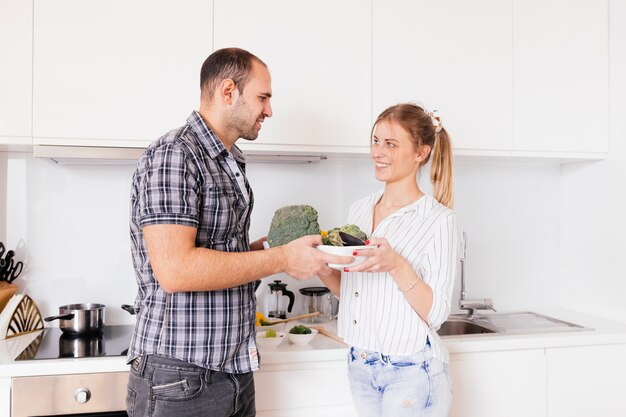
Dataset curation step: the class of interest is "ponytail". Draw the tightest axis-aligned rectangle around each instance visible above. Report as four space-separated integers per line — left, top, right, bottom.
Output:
430 127 454 208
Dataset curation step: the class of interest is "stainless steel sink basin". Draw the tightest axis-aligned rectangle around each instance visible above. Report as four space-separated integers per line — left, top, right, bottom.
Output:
437 318 497 336
436 311 592 338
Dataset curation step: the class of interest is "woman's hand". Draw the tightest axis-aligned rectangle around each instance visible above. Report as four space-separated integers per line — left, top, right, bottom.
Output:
344 237 405 274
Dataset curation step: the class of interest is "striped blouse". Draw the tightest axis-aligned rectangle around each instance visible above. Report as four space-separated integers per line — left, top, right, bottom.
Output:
337 190 461 363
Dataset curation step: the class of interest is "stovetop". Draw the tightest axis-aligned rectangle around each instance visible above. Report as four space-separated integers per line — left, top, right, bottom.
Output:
14 325 135 361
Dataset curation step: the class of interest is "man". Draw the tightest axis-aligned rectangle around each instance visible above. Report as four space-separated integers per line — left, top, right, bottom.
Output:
126 48 350 417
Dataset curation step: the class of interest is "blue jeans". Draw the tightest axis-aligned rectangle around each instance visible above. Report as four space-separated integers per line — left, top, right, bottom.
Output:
347 346 452 417
126 354 255 417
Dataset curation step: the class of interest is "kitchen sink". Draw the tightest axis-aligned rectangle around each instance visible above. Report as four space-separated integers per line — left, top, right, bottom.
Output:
437 318 497 336
436 311 592 338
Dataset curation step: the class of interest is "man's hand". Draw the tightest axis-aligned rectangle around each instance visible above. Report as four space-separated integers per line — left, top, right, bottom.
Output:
281 235 353 280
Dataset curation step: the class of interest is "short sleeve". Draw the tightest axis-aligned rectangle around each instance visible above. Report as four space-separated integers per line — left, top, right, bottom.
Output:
136 144 201 228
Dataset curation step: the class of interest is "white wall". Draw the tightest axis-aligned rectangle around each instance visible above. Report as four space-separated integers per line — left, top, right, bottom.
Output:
1 150 562 324
559 0 626 322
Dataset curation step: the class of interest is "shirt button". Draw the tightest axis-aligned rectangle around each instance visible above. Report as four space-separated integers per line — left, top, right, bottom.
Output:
355 291 359 297
235 172 240 177
353 320 357 325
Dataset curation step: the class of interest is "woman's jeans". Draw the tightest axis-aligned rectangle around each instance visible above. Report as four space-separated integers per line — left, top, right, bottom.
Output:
126 354 255 417
347 345 452 417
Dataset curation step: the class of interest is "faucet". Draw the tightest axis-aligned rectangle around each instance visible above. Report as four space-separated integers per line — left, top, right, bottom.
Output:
458 232 496 318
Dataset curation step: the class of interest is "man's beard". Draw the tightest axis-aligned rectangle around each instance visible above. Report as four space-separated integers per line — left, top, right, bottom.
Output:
230 97 261 141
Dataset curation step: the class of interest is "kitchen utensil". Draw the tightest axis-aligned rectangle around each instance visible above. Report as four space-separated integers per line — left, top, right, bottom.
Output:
316 244 374 270
267 280 295 319
263 311 321 325
287 327 318 345
338 231 367 246
255 331 286 349
310 326 348 346
44 303 105 335
299 287 338 323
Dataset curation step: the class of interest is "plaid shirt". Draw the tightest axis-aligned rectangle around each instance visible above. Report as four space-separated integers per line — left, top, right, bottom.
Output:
128 111 257 373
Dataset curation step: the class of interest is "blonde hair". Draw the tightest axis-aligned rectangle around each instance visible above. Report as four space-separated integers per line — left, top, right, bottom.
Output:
372 103 455 208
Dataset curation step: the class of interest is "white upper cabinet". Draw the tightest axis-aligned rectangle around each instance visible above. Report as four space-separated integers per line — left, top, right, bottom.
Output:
33 0 213 147
0 0 32 143
213 0 372 153
373 0 513 153
513 0 608 155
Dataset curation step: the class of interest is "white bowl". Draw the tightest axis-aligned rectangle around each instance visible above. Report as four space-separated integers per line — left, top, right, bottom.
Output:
255 322 286 332
316 245 374 270
256 331 286 348
287 328 318 345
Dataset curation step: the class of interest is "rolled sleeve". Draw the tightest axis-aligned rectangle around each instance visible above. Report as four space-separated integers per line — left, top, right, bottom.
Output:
137 144 201 228
425 213 460 329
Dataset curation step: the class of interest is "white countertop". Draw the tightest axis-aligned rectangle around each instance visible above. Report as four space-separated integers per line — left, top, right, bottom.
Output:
1 308 625 379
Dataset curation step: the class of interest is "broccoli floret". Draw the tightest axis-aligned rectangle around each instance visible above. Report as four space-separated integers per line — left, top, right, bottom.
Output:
289 325 312 334
340 224 368 241
325 224 368 246
267 205 321 247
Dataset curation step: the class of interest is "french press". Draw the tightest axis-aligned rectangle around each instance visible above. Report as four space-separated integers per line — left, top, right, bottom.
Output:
267 280 295 319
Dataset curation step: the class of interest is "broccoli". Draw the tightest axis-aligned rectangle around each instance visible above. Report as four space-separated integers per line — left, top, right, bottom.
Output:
267 205 321 247
325 224 368 246
289 325 312 334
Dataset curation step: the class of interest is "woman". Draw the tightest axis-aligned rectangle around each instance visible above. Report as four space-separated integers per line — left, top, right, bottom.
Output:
320 103 460 417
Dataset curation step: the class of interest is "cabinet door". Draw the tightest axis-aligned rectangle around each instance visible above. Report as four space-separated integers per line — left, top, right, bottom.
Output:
214 0 371 152
449 349 547 417
513 0 608 154
0 0 32 143
547 344 626 417
33 0 213 147
373 0 513 152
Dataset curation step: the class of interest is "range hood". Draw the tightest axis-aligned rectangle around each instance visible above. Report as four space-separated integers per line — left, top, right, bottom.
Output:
33 145 327 165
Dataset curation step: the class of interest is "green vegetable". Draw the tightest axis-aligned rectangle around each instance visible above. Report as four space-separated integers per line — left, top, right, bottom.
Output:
259 319 272 326
289 325 312 335
265 328 277 338
326 224 368 247
267 205 321 247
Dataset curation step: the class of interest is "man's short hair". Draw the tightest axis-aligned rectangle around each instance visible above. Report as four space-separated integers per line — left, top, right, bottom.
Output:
200 48 266 101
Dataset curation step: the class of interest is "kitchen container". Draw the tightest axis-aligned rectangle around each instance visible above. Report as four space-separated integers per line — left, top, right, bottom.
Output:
299 287 338 323
44 303 105 335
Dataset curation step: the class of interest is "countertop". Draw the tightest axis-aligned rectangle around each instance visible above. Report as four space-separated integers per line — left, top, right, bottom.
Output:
1 308 625 379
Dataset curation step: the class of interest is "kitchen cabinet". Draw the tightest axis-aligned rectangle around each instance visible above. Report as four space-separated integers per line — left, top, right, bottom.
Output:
32 0 213 148
449 349 547 417
0 0 32 145
546 344 626 417
254 361 357 417
512 0 608 156
213 0 372 154
373 0 513 153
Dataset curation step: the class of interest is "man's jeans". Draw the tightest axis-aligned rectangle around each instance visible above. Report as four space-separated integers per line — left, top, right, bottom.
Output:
347 346 452 417
126 354 255 417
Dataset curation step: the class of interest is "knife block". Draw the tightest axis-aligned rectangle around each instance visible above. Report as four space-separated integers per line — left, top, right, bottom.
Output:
0 282 18 314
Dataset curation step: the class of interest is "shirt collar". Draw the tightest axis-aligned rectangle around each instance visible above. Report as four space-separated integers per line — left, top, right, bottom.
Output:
371 189 426 216
186 110 247 163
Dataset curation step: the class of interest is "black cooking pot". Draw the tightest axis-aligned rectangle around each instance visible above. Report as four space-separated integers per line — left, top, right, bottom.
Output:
44 303 105 335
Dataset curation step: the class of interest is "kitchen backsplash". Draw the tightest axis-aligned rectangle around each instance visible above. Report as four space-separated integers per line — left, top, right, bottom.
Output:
1 152 561 324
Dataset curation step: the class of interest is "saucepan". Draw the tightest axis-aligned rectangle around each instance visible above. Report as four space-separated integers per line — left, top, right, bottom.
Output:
44 303 106 335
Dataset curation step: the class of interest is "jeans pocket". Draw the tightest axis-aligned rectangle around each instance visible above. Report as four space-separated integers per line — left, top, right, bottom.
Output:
151 368 204 400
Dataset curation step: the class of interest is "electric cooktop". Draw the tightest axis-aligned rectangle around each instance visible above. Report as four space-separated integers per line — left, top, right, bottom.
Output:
14 325 134 361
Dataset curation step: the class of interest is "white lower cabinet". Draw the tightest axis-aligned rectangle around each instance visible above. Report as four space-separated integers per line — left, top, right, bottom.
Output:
449 349 548 417
546 344 626 417
254 360 357 417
